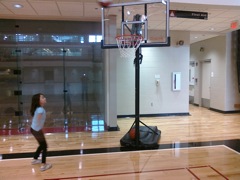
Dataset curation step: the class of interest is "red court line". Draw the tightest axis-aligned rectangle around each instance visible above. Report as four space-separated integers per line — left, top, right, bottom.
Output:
188 165 209 169
187 167 202 180
44 165 207 180
209 165 229 180
187 165 229 180
187 165 210 180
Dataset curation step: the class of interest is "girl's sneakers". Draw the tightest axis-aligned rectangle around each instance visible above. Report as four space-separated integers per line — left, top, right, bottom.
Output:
31 159 42 165
40 163 52 171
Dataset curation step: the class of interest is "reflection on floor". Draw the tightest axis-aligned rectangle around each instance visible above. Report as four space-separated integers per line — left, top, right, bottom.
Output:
2 139 240 160
0 114 106 136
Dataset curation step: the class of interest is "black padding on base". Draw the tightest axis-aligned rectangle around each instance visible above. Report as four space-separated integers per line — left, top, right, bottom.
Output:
120 126 161 149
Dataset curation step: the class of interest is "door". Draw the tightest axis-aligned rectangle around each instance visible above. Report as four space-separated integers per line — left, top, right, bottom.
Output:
201 60 211 108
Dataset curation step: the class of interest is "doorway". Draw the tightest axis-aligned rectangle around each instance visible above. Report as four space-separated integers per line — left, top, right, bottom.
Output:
200 60 211 108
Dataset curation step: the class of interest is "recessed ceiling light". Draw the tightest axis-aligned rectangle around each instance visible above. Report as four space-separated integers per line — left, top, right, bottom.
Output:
14 4 23 8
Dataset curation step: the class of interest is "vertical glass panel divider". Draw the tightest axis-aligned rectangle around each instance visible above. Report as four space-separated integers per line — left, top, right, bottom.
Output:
15 48 24 131
62 48 68 130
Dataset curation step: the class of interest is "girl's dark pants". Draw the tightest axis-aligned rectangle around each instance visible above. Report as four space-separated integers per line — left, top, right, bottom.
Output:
31 128 47 163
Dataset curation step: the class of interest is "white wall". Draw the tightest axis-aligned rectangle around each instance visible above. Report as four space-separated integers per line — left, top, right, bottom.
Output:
116 31 190 115
225 32 240 110
104 49 118 129
190 36 226 110
190 33 240 111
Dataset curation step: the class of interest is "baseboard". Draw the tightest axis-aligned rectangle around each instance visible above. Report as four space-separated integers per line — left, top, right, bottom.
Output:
108 126 120 131
117 112 190 118
209 108 240 114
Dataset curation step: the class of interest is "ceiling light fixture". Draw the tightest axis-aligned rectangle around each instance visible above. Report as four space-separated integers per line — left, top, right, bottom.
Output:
14 4 23 8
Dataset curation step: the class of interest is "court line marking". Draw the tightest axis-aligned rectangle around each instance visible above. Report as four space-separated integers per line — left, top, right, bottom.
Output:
44 165 205 180
44 165 229 180
209 165 229 180
0 146 232 179
223 145 240 155
187 165 229 180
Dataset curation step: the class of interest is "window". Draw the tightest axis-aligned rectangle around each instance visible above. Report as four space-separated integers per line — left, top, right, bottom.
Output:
88 35 102 43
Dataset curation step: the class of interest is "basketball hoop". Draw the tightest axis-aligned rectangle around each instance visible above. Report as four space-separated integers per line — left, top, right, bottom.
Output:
116 35 143 58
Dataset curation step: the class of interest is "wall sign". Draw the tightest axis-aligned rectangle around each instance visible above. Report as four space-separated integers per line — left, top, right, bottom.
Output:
170 10 208 20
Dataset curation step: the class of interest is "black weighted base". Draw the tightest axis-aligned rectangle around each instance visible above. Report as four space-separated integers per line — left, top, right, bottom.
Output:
120 126 161 149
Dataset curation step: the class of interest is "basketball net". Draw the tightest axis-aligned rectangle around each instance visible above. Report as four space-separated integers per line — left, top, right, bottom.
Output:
116 35 143 58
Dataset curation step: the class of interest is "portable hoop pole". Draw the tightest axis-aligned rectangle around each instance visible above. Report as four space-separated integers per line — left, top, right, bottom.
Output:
135 47 141 147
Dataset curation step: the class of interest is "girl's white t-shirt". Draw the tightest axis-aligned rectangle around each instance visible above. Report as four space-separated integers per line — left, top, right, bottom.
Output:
31 107 46 131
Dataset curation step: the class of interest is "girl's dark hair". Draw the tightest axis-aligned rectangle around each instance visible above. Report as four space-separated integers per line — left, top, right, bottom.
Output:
30 93 43 116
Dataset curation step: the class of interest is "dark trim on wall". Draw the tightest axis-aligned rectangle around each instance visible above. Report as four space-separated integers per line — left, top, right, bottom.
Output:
117 112 190 118
190 104 240 114
209 108 240 114
108 126 120 131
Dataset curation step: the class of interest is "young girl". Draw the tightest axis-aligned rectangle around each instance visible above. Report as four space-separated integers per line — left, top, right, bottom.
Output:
30 93 52 171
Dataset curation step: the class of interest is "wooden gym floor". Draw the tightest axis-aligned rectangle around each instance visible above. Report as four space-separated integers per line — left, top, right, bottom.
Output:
0 105 240 179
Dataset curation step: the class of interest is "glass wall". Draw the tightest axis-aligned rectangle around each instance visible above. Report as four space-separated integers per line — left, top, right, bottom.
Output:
0 20 105 134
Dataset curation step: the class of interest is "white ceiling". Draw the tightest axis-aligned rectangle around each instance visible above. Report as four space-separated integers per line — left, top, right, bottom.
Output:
0 0 240 44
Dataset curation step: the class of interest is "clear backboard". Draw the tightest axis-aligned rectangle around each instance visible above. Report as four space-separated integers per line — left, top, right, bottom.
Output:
101 0 170 49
